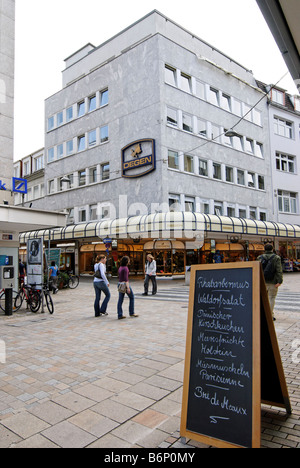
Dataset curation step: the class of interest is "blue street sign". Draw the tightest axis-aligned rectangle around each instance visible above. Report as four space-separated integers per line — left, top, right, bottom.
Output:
12 178 28 194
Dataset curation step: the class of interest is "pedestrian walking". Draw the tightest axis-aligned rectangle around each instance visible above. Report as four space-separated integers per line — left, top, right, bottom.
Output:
143 254 157 295
117 256 138 319
93 254 110 317
258 243 283 320
49 261 59 294
19 258 26 287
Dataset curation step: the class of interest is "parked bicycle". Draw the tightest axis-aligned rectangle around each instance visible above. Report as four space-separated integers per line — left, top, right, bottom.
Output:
14 283 41 313
58 270 80 289
34 284 54 314
0 289 20 313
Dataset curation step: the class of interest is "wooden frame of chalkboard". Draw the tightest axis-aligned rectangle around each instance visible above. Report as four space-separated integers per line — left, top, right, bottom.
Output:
180 262 262 448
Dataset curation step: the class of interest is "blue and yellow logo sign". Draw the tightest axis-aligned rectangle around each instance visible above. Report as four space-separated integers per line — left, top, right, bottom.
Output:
121 139 156 178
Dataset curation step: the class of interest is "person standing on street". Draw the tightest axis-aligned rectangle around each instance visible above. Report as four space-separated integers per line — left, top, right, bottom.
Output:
94 255 110 317
117 256 138 319
143 254 157 296
49 261 59 294
258 243 283 320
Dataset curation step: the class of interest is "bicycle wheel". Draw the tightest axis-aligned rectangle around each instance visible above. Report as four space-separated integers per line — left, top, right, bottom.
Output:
0 290 21 312
68 275 79 289
14 291 24 312
29 290 41 313
45 291 54 314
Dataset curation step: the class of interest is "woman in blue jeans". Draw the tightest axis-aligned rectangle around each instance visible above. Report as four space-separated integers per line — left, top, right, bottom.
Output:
94 255 111 317
117 256 138 320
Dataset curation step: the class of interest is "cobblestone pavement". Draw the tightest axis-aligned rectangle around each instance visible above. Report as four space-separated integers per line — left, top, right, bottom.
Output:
0 273 299 448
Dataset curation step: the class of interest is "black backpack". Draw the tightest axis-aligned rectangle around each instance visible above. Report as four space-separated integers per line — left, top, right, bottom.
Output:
260 254 276 281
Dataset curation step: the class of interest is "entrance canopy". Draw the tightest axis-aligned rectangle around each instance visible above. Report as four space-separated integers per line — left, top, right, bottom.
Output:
19 212 300 243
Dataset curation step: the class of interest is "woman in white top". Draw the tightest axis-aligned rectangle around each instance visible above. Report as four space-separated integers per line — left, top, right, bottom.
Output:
143 254 157 295
93 254 110 317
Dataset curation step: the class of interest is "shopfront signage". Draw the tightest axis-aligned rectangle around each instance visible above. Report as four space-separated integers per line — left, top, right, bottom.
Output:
0 177 28 194
121 139 156 178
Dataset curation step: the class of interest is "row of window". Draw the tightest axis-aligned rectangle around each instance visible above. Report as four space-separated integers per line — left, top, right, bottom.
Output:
168 193 267 221
47 125 109 163
166 107 264 158
47 88 109 131
165 64 262 126
48 163 110 195
168 150 265 190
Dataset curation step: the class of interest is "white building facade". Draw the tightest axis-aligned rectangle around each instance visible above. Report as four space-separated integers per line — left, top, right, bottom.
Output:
16 10 300 274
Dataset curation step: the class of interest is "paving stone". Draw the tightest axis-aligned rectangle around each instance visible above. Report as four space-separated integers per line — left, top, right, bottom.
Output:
41 420 96 448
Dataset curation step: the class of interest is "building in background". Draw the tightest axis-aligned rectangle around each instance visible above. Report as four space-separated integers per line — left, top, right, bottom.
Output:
0 0 15 205
15 10 300 275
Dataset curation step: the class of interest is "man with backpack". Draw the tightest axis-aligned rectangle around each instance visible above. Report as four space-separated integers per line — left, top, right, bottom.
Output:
258 244 283 320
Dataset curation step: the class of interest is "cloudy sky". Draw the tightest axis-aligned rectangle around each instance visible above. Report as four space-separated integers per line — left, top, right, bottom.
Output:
14 0 298 160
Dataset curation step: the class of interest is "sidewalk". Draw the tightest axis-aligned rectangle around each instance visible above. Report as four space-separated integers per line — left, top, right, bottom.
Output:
0 274 299 448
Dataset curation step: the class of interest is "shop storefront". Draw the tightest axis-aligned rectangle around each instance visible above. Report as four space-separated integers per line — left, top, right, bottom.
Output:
19 213 300 277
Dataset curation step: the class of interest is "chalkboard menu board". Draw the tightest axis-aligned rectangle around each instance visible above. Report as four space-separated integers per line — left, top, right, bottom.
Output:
181 262 291 449
181 263 261 448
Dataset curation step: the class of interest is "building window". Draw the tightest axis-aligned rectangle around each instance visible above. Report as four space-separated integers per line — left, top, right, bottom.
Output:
167 107 178 127
250 207 257 220
57 112 63 126
245 138 254 154
233 134 243 151
196 80 205 100
169 194 181 212
197 118 207 137
184 154 194 173
247 172 255 188
66 139 74 155
180 73 191 93
34 155 44 171
271 89 285 105
227 207 235 217
90 205 98 221
220 93 231 112
199 159 208 177
100 125 109 143
208 87 219 106
278 191 297 213
232 99 242 116
182 113 193 133
214 201 223 216
79 170 86 186
101 163 110 181
67 208 74 224
48 148 54 163
168 150 179 170
237 170 245 185
48 116 54 131
239 209 247 218
274 117 293 138
258 175 265 190
78 135 86 152
66 106 73 122
213 163 221 180
78 100 85 117
79 208 87 223
48 180 55 194
88 129 97 147
89 167 97 183
100 89 109 107
276 152 295 173
57 144 64 159
252 109 262 126
165 65 177 87
89 95 96 112
255 142 263 158
211 124 221 142
225 166 233 183
185 197 195 212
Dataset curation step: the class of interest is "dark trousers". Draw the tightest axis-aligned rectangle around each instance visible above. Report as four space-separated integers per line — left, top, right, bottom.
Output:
144 275 157 294
94 281 110 316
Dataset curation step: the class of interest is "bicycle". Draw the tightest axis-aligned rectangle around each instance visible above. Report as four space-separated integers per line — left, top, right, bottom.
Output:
60 270 80 289
34 284 54 314
0 289 20 313
14 284 41 313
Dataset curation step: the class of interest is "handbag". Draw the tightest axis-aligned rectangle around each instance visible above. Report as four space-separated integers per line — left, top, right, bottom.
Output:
118 282 127 294
93 265 102 279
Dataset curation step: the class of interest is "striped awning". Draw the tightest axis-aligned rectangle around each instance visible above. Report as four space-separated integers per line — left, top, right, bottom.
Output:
19 212 300 243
